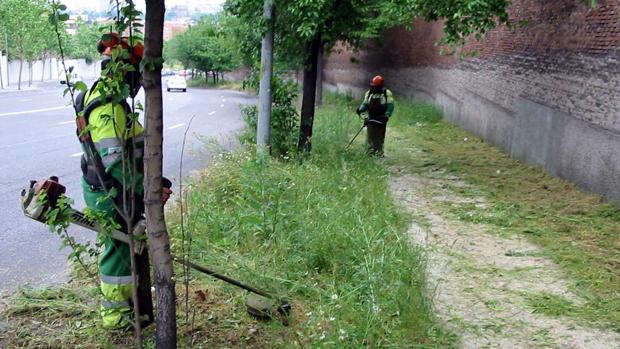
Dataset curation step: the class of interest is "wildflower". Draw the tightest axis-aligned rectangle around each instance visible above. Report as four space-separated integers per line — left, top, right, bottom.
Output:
331 294 338 300
329 317 335 321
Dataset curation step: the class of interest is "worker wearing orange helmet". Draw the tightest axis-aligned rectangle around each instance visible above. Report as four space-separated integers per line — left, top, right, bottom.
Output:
356 75 394 155
75 33 172 329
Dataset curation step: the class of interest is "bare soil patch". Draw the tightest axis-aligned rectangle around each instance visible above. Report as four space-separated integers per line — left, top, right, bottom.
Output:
390 168 620 349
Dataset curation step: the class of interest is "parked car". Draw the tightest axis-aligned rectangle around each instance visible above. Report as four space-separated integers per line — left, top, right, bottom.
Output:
166 75 187 92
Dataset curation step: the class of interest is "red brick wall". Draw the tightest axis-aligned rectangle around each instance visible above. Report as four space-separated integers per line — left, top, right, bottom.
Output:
324 0 620 132
323 0 620 204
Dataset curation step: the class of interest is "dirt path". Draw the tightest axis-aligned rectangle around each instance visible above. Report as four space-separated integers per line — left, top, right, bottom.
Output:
389 167 620 349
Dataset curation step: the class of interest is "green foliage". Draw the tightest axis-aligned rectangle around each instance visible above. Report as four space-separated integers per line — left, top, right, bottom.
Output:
166 15 241 76
242 74 299 157
65 19 100 62
0 0 57 61
168 92 454 347
411 0 510 45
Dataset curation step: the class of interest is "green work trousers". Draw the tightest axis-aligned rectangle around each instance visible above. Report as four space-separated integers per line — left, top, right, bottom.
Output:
82 179 133 329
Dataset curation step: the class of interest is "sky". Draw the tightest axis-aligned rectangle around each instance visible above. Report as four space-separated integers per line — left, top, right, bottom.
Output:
62 0 225 14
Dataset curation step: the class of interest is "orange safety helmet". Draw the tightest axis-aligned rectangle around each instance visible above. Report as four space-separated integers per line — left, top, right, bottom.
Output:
97 32 144 64
370 75 384 87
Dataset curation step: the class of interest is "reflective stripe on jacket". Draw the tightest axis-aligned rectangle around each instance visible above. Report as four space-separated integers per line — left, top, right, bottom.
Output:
80 82 145 194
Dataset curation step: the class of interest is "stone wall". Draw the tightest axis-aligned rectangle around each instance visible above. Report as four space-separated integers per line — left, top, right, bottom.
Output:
324 0 620 204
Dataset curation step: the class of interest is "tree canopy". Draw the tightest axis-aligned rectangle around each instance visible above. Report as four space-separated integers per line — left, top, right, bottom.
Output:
166 16 241 80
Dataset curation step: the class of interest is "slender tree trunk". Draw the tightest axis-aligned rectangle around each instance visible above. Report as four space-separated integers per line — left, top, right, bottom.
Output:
28 60 32 87
41 54 46 82
316 44 324 106
18 56 23 90
143 1 177 348
5 34 9 86
0 50 4 89
297 32 322 152
257 0 275 155
212 71 216 84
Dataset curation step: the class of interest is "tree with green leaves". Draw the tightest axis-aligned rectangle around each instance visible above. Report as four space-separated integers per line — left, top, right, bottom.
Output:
166 16 241 83
0 0 55 89
226 0 513 152
66 19 101 62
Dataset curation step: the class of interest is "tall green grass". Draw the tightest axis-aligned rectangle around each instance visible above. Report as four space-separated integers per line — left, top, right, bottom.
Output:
170 93 454 348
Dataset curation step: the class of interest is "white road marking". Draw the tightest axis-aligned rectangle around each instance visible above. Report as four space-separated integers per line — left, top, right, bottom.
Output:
208 111 216 115
59 120 74 125
71 152 84 157
0 106 70 117
168 123 185 130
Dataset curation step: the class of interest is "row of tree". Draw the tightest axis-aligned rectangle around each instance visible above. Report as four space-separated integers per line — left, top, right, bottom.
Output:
165 16 241 83
225 0 513 153
0 0 106 89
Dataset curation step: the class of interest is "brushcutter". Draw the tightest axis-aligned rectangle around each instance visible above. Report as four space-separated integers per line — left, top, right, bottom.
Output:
20 177 291 324
346 117 386 151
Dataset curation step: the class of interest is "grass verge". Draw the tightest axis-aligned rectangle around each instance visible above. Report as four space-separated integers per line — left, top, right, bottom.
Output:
385 100 620 330
186 78 243 91
0 93 453 348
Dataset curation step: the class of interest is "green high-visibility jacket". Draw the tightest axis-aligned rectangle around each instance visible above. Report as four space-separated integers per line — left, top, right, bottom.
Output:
358 88 395 118
80 82 145 195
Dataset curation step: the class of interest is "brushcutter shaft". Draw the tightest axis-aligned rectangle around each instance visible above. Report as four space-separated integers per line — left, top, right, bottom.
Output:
173 256 275 299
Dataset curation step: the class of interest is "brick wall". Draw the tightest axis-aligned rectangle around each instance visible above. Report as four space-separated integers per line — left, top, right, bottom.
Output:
324 0 620 204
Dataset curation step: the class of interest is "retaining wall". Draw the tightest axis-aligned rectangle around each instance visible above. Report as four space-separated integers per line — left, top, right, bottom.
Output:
324 0 620 204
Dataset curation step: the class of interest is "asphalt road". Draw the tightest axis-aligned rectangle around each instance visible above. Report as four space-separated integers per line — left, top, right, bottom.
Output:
0 80 255 297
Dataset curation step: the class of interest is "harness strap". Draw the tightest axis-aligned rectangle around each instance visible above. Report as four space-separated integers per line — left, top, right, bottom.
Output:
75 82 131 190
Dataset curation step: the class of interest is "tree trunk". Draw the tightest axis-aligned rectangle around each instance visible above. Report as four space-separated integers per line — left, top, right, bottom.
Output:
0 50 4 89
297 32 322 152
28 60 32 87
143 1 177 348
41 54 46 82
212 71 216 84
316 44 324 106
257 0 275 155
18 56 23 90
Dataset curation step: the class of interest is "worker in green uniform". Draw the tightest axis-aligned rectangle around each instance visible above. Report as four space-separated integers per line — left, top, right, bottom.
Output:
76 35 172 329
356 75 395 155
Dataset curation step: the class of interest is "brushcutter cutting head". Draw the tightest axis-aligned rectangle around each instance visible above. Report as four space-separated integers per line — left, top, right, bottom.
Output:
245 293 291 325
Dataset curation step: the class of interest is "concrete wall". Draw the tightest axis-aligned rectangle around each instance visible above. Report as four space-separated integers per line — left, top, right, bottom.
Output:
0 51 6 87
323 0 620 205
0 56 101 88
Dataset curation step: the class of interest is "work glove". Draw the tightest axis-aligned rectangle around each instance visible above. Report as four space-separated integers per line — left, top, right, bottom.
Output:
356 107 361 116
162 177 173 204
363 118 369 126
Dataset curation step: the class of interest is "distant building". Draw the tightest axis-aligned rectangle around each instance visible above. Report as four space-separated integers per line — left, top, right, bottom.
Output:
164 21 189 41
65 14 90 35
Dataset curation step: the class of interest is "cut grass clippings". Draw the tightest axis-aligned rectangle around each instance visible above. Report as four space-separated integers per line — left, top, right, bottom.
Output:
385 100 620 330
